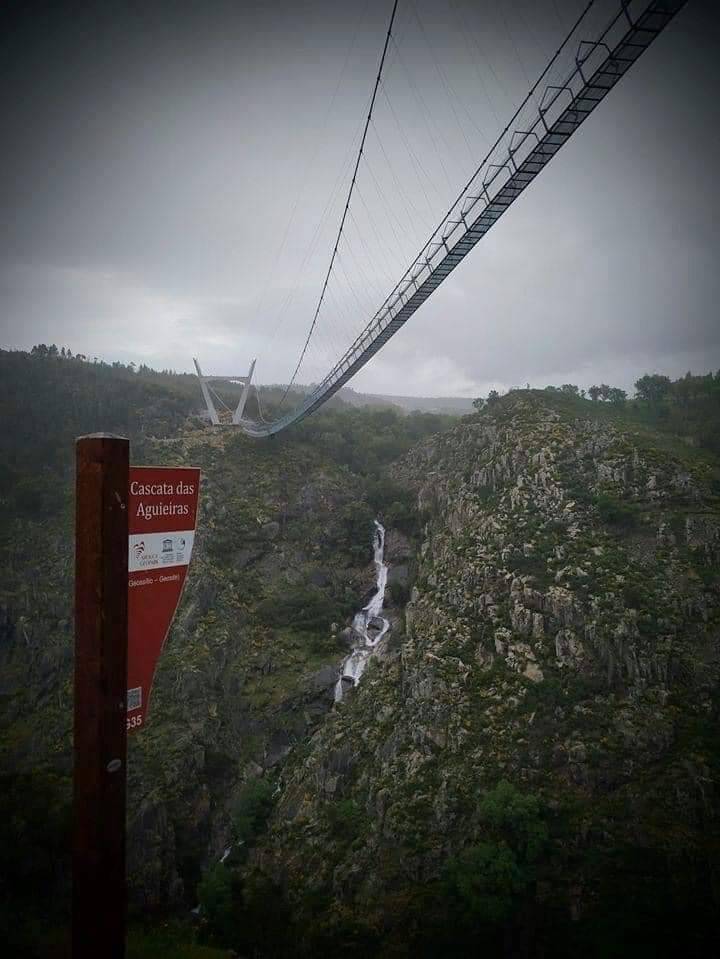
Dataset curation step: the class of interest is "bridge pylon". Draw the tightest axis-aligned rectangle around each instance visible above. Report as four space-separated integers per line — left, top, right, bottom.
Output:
193 357 256 426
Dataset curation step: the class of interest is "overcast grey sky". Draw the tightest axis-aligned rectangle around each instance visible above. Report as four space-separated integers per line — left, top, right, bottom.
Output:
1 0 718 398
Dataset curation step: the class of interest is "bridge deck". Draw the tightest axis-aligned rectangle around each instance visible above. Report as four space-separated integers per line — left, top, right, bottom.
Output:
241 0 687 437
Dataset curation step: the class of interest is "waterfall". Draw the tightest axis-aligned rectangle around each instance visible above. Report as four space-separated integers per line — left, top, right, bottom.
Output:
335 520 390 701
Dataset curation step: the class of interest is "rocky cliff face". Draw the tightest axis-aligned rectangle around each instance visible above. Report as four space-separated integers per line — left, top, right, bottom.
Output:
250 393 720 954
126 428 381 907
4 360 720 954
1 352 460 957
0 424 378 914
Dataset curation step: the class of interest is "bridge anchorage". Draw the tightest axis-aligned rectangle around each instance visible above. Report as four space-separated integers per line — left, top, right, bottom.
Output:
194 0 688 437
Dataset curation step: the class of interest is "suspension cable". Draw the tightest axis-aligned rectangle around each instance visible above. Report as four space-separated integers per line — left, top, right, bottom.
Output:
279 0 400 406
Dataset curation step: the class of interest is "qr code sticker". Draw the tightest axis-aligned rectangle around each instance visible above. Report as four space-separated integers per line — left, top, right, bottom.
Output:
127 687 142 711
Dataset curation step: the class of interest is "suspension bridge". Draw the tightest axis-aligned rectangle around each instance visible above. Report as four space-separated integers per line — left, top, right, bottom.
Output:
195 0 688 435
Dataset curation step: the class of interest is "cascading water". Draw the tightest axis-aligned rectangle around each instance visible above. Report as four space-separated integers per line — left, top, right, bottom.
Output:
335 520 390 701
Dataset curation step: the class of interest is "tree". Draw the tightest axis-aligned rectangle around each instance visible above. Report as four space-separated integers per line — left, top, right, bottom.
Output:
588 385 601 402
472 397 486 411
608 387 627 405
599 383 611 402
443 781 548 926
487 389 500 406
635 373 671 404
443 842 524 923
197 863 237 943
560 384 579 396
231 779 275 845
477 779 548 863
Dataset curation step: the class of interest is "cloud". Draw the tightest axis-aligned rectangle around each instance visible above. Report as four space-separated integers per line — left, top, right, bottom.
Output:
0 264 187 363
1 0 719 402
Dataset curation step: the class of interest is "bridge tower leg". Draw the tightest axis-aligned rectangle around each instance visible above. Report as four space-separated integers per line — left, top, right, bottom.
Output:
193 358 220 425
232 358 256 425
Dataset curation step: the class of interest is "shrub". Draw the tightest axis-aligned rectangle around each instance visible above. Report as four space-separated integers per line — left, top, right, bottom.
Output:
442 781 549 926
325 798 363 839
443 841 523 923
478 780 549 863
595 493 637 529
231 778 275 845
623 582 646 609
256 583 350 632
366 478 418 535
196 864 237 944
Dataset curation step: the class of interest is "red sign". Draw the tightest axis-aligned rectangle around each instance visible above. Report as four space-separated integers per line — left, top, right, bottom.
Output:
127 466 200 732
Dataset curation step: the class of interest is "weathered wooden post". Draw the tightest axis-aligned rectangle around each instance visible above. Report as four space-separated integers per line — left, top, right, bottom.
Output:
73 434 129 959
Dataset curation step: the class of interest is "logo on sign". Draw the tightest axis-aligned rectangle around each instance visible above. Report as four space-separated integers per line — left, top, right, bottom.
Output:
132 542 145 558
162 538 173 553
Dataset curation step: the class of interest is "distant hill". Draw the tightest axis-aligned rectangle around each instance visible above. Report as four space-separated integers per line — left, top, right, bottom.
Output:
337 387 475 414
240 381 475 415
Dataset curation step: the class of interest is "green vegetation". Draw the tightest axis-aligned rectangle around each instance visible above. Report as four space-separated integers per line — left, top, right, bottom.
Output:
232 381 720 957
365 477 419 534
325 798 364 839
291 404 456 477
256 582 354 632
197 864 236 945
443 781 549 924
128 921 230 959
0 771 71 956
0 347 455 957
474 370 720 458
593 491 638 529
230 778 275 845
0 348 198 518
3 349 720 957
444 842 526 923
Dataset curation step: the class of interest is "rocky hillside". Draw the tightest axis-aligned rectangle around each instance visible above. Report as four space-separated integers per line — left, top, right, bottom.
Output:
3 352 720 957
0 350 446 955
242 392 720 957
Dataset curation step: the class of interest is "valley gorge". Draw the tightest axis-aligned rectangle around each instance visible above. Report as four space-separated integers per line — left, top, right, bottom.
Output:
1 352 719 957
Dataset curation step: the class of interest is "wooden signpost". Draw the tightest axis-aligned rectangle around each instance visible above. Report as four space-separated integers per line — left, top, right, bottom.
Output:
74 435 129 959
73 438 200 957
